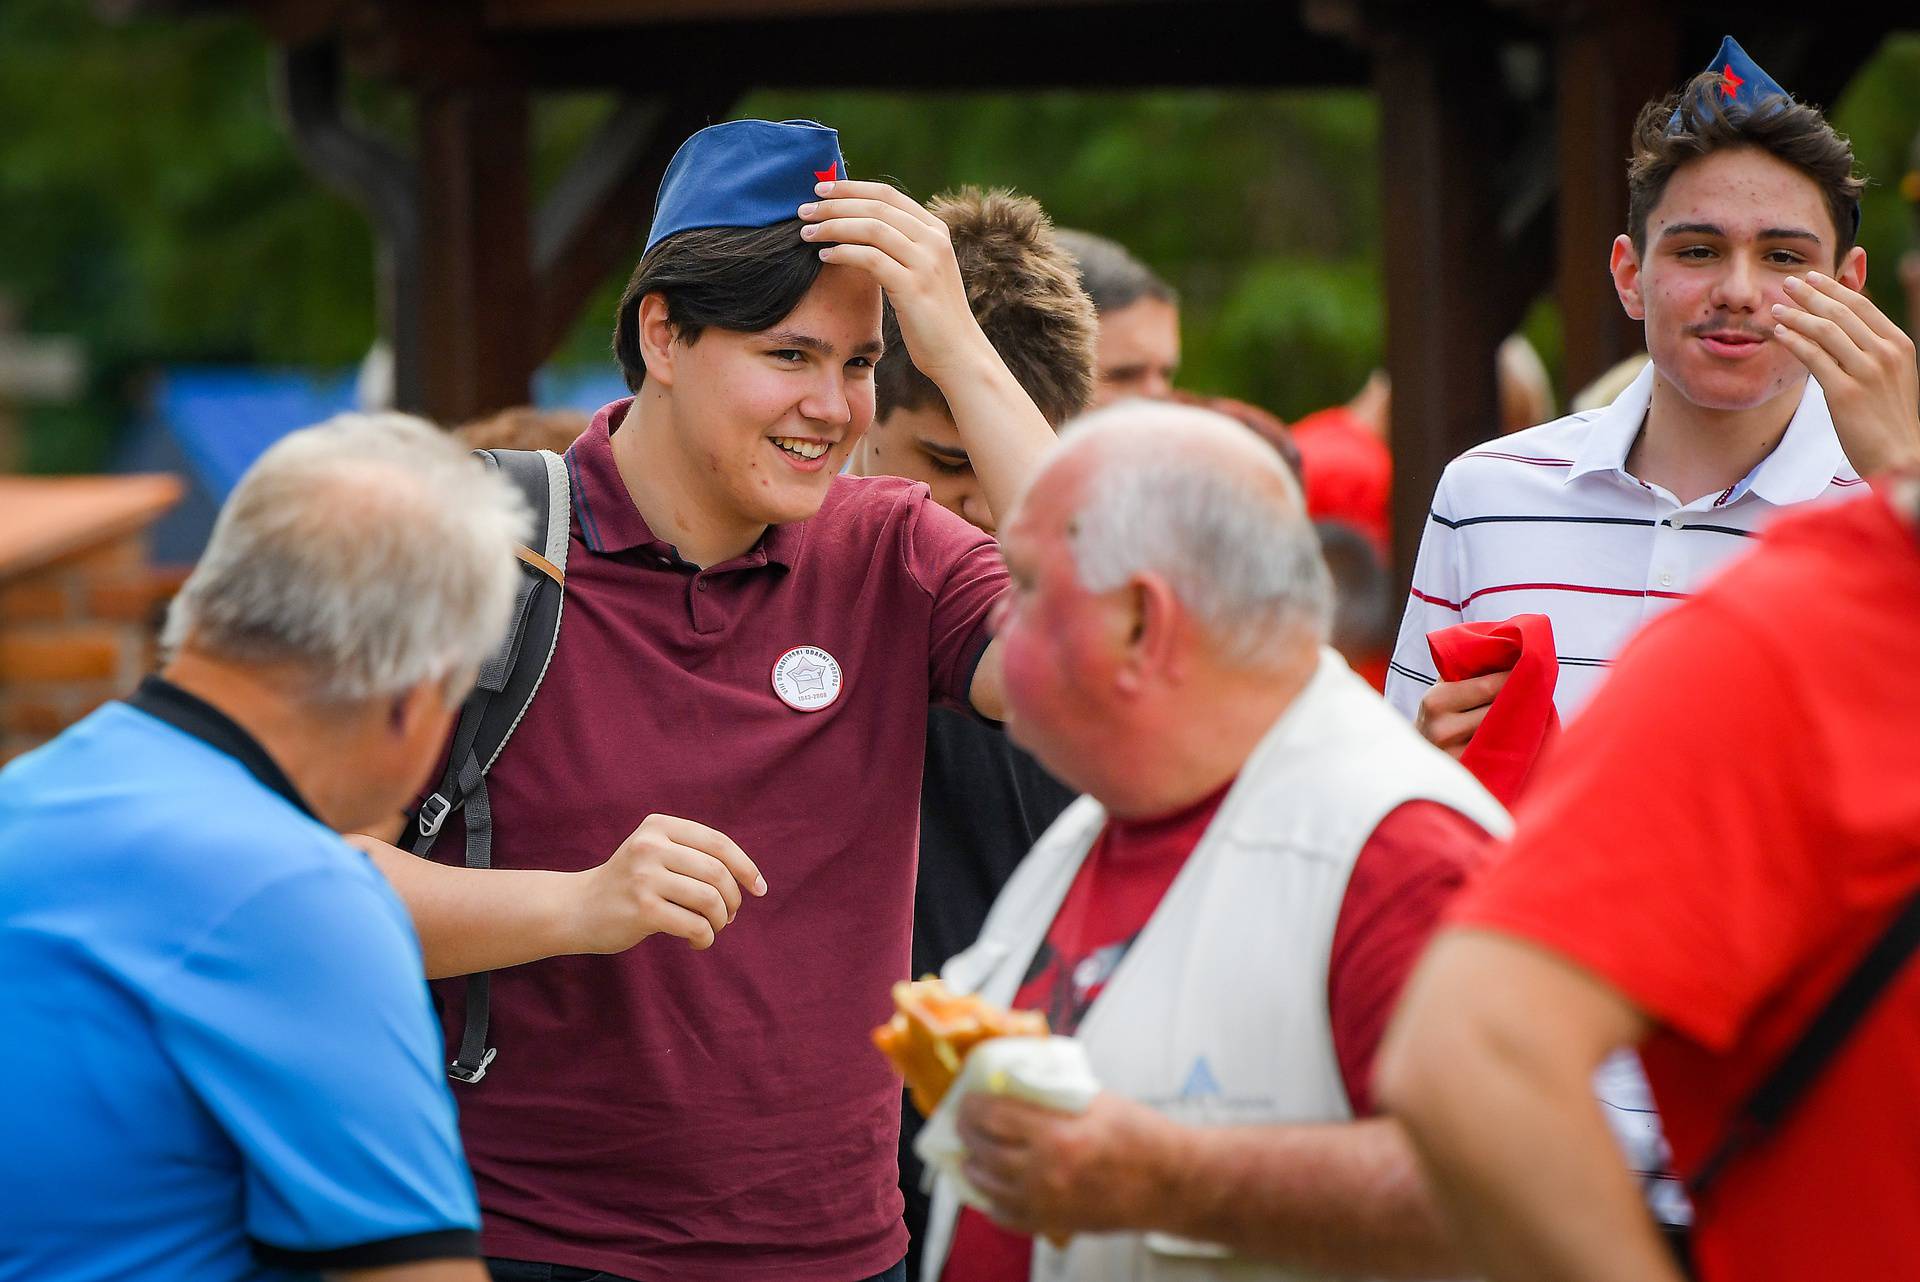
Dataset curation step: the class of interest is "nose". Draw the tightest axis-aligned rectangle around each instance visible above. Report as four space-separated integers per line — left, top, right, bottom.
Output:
798 370 853 427
1712 253 1763 314
961 490 996 534
1142 370 1174 400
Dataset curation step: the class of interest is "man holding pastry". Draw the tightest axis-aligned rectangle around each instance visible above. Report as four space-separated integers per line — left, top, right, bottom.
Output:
905 400 1508 1282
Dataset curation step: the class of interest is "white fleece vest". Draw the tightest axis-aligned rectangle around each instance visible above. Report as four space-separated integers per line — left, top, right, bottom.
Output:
922 650 1511 1282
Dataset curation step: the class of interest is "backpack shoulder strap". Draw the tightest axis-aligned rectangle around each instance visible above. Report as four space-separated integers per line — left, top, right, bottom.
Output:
1689 883 1920 1201
404 446 571 1084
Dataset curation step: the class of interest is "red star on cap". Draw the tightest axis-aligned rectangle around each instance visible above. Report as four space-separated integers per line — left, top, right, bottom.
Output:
1718 66 1745 99
814 161 838 183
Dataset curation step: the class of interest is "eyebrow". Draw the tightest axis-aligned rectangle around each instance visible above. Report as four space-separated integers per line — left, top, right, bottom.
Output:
763 330 885 359
1659 221 1824 245
915 437 970 463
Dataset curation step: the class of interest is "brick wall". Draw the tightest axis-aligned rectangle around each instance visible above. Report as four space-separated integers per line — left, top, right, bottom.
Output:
0 475 183 763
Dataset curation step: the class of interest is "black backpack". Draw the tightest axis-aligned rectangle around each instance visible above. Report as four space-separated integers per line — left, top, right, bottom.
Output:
401 448 571 1083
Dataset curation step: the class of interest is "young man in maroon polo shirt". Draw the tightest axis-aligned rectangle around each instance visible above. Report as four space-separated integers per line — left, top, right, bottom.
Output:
361 122 1056 1282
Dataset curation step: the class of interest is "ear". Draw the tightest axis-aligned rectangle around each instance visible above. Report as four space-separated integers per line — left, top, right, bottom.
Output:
1112 573 1184 696
389 676 461 743
1609 234 1646 322
637 292 679 389
389 682 432 738
1836 244 1867 294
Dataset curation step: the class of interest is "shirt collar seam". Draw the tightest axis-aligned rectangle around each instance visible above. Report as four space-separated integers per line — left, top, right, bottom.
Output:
123 677 317 820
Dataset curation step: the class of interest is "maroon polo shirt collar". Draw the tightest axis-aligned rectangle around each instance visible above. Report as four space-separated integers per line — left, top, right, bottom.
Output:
566 397 805 571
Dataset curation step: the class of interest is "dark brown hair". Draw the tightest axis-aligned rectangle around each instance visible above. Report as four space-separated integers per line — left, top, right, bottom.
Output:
875 187 1097 429
1628 71 1865 262
611 220 823 392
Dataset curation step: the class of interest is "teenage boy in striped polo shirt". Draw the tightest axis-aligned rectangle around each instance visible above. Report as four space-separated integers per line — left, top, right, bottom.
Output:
1384 37 1920 1235
1387 37 1918 739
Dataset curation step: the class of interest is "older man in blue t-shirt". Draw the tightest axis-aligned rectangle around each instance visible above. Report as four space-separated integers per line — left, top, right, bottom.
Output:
0 414 535 1282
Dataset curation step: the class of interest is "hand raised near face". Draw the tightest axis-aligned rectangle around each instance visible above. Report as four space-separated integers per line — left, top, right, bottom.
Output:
1772 272 1920 479
797 180 991 387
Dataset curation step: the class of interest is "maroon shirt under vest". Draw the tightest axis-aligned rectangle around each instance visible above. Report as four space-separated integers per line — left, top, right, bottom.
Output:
426 399 1006 1281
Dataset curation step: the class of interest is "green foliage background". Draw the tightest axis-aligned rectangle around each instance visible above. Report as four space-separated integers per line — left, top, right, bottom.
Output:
3 0 1917 472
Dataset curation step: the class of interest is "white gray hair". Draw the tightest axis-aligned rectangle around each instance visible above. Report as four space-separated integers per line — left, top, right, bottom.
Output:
1062 402 1332 666
162 412 529 703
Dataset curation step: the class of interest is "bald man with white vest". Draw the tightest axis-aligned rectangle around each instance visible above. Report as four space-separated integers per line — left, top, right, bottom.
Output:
920 402 1509 1282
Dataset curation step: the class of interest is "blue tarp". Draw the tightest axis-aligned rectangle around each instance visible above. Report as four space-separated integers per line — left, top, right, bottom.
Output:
155 368 361 500
119 364 630 562
153 365 629 502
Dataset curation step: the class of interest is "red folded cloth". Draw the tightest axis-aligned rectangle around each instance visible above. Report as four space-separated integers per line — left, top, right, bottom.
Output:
1425 613 1560 806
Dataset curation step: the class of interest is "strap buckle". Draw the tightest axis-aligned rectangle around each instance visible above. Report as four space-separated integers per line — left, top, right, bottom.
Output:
448 1046 497 1084
415 792 452 839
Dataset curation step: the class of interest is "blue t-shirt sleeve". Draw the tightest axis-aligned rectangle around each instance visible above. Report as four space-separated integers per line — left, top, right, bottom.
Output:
152 859 479 1264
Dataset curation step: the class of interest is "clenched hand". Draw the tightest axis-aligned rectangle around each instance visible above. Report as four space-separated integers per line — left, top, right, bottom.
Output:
574 814 767 953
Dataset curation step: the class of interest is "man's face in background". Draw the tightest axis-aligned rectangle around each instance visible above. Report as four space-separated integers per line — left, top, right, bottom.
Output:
1090 295 1180 407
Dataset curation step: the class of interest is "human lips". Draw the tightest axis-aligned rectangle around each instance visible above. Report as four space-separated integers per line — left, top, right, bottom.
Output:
769 435 835 472
1695 328 1769 359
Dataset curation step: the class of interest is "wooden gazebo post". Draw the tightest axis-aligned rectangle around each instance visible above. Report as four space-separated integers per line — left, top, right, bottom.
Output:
1554 5 1679 397
1367 11 1552 587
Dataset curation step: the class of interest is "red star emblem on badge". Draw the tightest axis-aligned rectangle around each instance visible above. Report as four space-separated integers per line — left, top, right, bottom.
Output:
1718 66 1745 99
814 161 838 183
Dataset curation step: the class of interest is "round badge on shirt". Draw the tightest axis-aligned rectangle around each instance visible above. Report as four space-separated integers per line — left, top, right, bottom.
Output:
771 645 843 712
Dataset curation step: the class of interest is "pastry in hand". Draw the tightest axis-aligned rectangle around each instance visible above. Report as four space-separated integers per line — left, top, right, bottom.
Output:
873 977 1049 1117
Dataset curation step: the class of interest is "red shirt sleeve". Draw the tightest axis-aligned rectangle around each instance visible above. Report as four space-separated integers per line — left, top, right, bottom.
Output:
1328 800 1493 1114
1456 595 1833 1053
902 488 1008 709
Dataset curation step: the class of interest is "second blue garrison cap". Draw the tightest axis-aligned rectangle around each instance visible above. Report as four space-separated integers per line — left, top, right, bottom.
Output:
1670 36 1791 129
645 119 848 253
1668 37 1859 234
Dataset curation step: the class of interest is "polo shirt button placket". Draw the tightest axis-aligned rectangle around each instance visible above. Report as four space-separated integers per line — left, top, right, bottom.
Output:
690 573 724 634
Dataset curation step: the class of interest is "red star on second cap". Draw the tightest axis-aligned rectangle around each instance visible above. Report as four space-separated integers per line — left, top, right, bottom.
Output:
814 161 838 183
1718 66 1745 99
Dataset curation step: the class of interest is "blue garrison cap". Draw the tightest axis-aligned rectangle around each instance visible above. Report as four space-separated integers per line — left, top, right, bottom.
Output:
645 119 848 253
1669 37 1859 235
1669 37 1790 131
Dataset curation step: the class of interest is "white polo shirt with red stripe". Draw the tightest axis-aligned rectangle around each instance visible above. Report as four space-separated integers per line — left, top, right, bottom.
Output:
1387 363 1861 721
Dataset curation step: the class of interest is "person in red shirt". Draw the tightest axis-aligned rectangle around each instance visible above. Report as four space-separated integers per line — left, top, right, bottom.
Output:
1379 486 1920 1276
919 400 1506 1282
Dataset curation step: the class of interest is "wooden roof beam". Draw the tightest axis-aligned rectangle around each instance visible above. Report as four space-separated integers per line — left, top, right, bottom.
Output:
533 87 745 364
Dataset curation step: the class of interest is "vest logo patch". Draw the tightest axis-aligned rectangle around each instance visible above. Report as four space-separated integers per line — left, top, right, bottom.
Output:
1180 1055 1222 1100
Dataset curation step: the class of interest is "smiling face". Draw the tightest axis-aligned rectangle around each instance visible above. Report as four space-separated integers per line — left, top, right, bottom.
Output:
1613 146 1865 413
661 263 884 527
